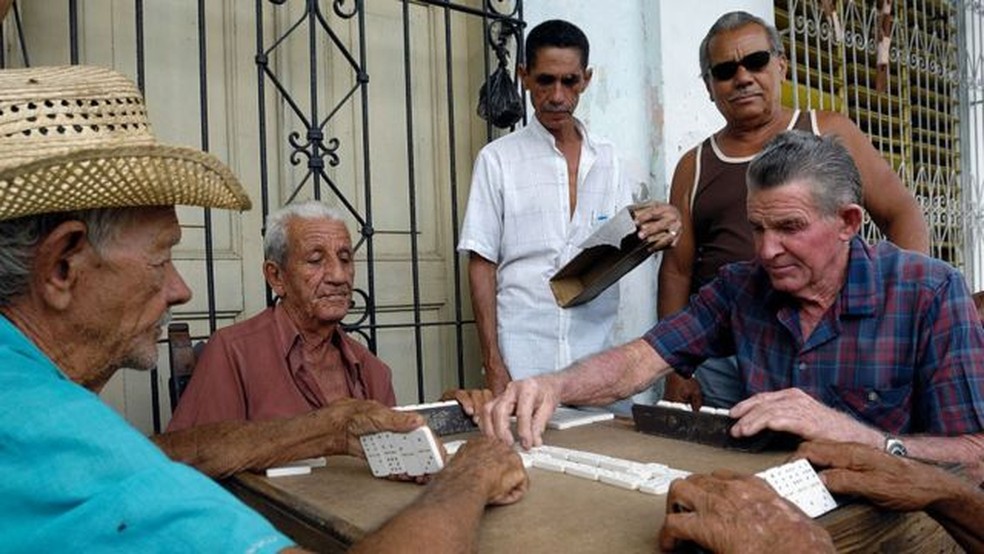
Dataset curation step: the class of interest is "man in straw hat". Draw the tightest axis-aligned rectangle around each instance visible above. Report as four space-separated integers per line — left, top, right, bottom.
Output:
0 65 526 551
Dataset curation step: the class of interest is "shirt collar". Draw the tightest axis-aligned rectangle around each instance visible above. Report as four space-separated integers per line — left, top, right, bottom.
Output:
528 114 595 150
838 235 878 317
0 314 66 381
271 301 363 375
272 301 302 359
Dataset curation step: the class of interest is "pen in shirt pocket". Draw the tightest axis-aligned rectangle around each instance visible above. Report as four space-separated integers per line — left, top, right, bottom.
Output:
590 209 610 227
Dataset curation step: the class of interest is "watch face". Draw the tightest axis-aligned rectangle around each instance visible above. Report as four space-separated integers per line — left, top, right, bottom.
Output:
886 438 908 457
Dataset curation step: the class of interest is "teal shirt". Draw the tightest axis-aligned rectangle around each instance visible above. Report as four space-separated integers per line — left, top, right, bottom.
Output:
0 316 292 552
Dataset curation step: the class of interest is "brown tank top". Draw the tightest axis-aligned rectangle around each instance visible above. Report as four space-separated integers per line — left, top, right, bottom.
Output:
690 110 816 291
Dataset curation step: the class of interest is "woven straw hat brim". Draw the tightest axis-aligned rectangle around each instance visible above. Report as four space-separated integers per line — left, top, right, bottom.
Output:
0 143 251 220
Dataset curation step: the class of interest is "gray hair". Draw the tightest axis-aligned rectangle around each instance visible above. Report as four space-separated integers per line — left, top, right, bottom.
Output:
264 200 347 267
0 207 138 307
747 130 862 217
699 11 784 79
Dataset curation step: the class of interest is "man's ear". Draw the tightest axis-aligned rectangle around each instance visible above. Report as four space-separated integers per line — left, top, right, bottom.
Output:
517 64 529 91
263 260 286 298
839 204 864 239
582 66 593 90
703 76 714 102
34 220 90 311
777 53 789 84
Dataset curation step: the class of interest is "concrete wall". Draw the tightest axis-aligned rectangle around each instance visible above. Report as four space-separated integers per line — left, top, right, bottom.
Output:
524 0 773 186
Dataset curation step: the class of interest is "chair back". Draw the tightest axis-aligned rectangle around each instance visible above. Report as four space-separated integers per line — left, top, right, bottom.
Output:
167 322 197 411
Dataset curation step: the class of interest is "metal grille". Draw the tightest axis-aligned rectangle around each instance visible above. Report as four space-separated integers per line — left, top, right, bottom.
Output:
776 0 984 288
254 0 525 405
0 0 525 433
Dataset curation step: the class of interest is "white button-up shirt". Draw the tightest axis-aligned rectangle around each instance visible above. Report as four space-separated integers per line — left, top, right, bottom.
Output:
458 117 633 380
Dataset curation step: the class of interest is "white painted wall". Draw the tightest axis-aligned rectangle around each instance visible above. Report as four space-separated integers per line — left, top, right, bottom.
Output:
524 0 773 190
651 0 774 183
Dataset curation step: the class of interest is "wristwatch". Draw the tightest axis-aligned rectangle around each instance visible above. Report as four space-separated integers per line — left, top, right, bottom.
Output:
884 435 908 457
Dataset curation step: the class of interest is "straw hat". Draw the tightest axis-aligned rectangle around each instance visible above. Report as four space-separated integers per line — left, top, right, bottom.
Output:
0 65 251 221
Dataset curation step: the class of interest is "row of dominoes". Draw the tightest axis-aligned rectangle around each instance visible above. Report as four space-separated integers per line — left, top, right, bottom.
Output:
655 399 731 416
444 440 690 495
445 439 837 516
523 444 691 495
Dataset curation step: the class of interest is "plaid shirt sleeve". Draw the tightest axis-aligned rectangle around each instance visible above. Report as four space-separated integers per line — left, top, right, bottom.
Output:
643 267 747 377
914 271 984 434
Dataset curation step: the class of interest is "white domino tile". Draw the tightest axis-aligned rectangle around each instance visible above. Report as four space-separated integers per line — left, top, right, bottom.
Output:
264 456 327 478
265 465 312 478
546 407 616 430
755 459 838 518
360 427 444 478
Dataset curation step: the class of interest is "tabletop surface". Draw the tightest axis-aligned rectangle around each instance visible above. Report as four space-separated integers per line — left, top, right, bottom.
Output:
228 420 959 553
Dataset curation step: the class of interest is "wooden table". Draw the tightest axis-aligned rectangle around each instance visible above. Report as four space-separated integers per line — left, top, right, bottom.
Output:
225 420 960 553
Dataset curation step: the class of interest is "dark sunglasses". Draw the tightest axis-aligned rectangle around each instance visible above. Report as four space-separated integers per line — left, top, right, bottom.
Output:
708 50 774 81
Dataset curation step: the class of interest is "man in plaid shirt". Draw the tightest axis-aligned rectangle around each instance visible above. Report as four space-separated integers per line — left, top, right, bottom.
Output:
483 131 983 467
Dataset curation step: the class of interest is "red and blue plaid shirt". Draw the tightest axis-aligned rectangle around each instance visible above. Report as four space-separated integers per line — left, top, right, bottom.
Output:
646 237 984 435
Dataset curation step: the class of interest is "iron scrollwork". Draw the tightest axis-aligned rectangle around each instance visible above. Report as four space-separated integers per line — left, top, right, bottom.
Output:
287 129 341 169
486 0 519 18
332 0 359 19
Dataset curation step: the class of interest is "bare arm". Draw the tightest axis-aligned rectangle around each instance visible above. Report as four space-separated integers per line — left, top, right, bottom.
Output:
731 388 984 464
349 437 528 554
799 440 984 553
902 433 984 465
818 111 929 253
152 398 423 478
468 252 510 395
658 150 704 407
657 149 699 319
481 338 673 449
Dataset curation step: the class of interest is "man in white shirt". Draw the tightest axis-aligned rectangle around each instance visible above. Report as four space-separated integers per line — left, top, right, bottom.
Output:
459 19 680 394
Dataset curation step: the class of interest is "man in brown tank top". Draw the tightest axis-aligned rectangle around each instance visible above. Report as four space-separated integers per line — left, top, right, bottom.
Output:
658 11 929 409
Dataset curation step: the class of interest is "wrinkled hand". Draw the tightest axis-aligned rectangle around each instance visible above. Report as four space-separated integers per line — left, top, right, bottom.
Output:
662 373 704 411
314 398 425 459
440 388 494 423
730 388 882 446
439 436 529 506
632 201 682 252
659 470 835 553
479 376 559 449
796 440 957 512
